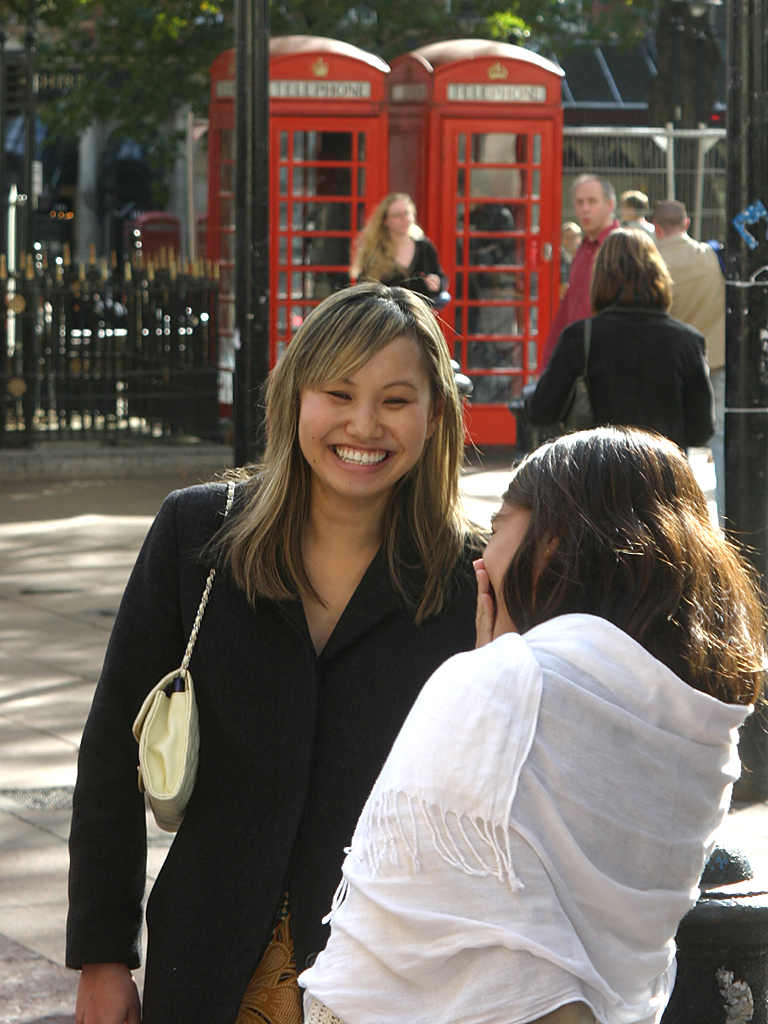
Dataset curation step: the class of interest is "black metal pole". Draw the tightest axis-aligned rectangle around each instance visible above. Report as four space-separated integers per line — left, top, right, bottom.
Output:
672 13 684 124
725 0 768 801
23 0 36 258
234 0 270 468
695 27 705 125
0 23 7 263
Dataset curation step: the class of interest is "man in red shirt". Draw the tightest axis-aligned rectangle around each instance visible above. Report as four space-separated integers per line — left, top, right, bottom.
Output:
540 175 620 368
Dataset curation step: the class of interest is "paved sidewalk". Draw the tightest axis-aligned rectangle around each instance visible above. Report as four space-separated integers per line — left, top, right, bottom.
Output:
1 450 767 1022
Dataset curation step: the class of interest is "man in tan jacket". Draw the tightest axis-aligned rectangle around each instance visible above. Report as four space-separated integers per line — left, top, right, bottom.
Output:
654 200 725 519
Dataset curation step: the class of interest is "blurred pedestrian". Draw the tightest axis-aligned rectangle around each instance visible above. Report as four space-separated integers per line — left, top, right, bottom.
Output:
67 283 482 1024
620 190 655 235
541 175 619 367
654 200 725 519
560 221 582 300
526 228 715 452
351 193 448 305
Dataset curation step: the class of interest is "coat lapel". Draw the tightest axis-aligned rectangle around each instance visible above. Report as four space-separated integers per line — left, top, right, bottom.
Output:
319 547 407 665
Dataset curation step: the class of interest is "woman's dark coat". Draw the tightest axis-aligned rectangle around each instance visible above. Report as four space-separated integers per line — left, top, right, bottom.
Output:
66 483 478 1024
525 307 716 450
363 238 449 298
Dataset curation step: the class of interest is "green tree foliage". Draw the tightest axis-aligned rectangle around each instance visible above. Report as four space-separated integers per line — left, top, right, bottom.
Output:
16 0 658 168
27 1 233 169
487 0 655 50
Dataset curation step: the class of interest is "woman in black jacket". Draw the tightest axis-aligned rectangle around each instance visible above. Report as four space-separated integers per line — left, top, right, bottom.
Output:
526 228 715 451
67 283 483 1024
351 193 449 305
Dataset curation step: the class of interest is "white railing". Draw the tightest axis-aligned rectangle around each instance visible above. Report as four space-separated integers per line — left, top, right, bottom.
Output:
563 125 727 242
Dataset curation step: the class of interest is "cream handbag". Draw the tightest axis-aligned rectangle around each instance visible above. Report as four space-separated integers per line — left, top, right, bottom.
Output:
132 481 235 832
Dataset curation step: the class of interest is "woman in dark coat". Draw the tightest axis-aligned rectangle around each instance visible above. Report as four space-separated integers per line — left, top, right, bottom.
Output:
67 283 483 1024
525 228 715 451
351 193 449 304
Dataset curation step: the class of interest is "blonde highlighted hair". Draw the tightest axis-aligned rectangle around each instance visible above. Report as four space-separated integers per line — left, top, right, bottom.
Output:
214 283 482 622
351 193 424 283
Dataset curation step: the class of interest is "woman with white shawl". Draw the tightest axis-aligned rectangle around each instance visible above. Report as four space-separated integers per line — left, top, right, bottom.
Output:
299 427 766 1024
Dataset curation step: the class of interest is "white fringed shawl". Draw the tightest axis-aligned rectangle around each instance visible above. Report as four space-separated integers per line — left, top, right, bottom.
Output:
300 615 750 1024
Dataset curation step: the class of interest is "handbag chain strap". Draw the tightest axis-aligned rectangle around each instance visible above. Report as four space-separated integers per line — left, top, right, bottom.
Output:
180 480 236 673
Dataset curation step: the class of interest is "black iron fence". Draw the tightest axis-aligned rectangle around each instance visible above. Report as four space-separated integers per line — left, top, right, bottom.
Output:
1 251 220 445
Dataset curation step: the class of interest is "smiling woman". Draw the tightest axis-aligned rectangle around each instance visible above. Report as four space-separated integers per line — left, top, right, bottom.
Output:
296 333 442 651
66 283 485 1024
298 336 438 504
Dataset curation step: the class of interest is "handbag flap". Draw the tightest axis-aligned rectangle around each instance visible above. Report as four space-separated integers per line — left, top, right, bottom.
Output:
132 667 193 741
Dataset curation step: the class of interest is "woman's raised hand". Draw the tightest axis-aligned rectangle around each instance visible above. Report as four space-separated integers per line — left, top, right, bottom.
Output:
474 558 496 648
76 963 140 1024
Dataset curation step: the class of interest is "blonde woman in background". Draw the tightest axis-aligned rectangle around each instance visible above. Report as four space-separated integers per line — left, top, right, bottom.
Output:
352 193 449 305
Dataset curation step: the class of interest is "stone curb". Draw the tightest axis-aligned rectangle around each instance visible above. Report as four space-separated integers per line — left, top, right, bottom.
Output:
0 441 236 482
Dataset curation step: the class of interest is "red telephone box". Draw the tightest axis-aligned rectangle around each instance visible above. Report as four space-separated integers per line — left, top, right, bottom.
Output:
389 41 564 445
209 37 389 409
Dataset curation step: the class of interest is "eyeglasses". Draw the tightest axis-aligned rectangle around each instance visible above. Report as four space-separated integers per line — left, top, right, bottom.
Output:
387 210 412 218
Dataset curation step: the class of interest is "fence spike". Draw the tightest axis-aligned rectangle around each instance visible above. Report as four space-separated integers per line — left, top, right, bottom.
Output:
0 254 7 280
63 243 72 267
88 242 96 266
25 254 34 280
79 262 86 282
124 259 132 282
111 250 118 269
159 246 167 270
147 259 155 281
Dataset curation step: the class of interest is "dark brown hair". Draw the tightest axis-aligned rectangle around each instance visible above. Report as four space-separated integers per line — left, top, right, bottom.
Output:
590 228 673 312
500 427 766 704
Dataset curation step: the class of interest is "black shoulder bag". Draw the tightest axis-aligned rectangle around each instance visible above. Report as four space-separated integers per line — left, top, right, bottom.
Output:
558 318 595 434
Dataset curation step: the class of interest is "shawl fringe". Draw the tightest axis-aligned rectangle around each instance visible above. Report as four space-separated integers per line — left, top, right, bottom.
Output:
324 789 522 925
